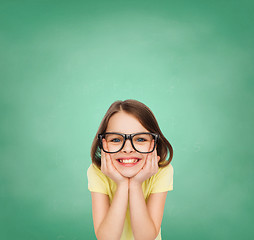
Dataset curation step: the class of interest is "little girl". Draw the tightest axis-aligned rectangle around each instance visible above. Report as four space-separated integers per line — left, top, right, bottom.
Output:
87 99 173 240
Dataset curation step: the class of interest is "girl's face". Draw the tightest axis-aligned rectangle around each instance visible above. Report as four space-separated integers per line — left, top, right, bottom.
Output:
105 111 150 178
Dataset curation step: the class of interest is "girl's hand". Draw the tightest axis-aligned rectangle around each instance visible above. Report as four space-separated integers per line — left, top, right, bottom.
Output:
101 139 128 186
130 145 160 186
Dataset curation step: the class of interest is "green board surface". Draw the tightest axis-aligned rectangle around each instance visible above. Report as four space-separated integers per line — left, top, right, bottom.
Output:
1 0 254 239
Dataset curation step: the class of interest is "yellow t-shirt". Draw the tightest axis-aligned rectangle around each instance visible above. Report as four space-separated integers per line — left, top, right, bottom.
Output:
87 163 174 240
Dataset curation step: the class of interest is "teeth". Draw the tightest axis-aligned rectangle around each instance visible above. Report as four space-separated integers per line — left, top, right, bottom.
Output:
119 159 139 163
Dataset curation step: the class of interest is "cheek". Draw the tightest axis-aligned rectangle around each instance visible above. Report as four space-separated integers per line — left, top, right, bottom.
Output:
110 154 118 162
110 154 120 168
139 154 147 163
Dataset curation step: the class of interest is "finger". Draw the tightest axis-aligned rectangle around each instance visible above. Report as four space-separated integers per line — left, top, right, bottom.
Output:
154 149 159 163
146 140 154 161
102 139 115 170
104 149 112 168
154 147 160 161
150 139 156 165
145 152 152 170
149 139 155 152
100 149 107 173
151 149 157 169
105 152 113 168
102 139 110 169
152 150 160 174
102 138 109 152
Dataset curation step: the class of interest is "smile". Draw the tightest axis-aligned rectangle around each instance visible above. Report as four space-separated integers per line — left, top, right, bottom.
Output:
118 158 139 163
116 158 141 165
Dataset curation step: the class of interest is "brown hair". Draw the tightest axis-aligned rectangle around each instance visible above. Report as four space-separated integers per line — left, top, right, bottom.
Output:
91 99 173 168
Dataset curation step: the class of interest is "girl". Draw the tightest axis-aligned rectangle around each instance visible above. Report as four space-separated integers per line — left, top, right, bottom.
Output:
87 99 173 240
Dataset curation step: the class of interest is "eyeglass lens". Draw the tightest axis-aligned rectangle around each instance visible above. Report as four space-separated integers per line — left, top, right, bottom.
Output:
102 133 155 153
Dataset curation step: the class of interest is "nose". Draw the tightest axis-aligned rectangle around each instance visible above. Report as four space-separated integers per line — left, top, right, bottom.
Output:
121 139 135 153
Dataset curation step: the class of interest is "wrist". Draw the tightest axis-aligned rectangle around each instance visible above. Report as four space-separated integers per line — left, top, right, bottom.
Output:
117 179 129 189
129 178 142 189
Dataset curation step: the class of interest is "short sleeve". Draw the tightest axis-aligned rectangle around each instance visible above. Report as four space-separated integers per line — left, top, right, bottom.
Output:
87 164 109 194
150 163 174 193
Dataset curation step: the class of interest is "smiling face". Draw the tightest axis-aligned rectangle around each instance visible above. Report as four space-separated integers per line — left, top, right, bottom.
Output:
105 111 150 178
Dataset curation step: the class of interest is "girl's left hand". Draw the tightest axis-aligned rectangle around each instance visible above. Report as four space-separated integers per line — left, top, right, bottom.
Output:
130 148 160 185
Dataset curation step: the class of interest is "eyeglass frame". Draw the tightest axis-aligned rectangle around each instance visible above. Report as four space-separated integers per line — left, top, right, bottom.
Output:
98 132 159 154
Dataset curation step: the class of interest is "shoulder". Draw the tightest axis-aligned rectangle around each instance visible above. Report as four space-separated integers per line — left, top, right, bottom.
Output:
87 164 110 194
156 163 173 177
87 163 100 176
87 163 99 179
87 163 110 182
149 163 174 193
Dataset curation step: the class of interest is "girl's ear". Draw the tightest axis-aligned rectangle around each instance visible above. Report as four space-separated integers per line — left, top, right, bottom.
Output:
157 156 160 162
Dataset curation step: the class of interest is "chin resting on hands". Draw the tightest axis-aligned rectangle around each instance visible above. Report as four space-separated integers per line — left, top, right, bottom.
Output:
130 149 160 185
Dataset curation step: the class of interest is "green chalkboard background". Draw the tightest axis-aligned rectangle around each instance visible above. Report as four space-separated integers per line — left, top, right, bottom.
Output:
1 0 253 239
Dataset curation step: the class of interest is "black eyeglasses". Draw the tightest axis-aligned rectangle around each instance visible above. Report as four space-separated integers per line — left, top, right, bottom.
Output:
98 132 159 154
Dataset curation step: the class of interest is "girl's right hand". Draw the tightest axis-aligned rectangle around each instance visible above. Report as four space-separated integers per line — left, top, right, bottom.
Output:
101 140 128 186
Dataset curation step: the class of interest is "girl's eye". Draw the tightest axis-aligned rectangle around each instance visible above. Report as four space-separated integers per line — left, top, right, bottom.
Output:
136 138 146 142
111 138 121 143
